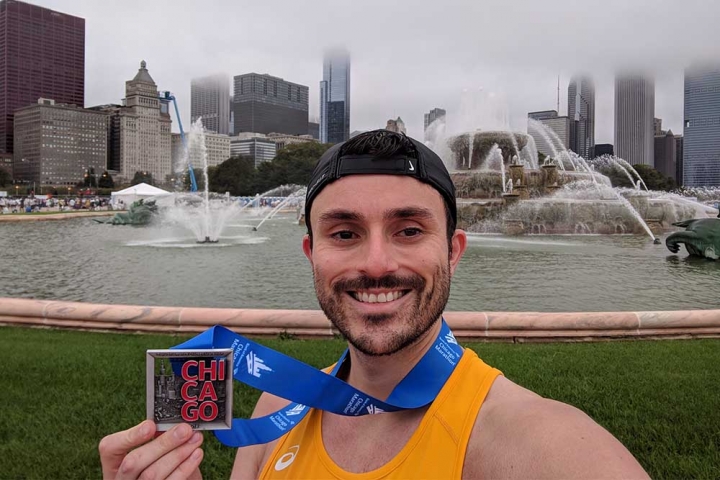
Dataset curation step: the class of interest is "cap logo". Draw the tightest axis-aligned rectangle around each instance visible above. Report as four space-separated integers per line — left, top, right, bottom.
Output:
408 160 415 172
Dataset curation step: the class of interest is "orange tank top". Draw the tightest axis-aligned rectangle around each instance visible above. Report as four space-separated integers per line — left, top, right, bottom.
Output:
259 348 502 479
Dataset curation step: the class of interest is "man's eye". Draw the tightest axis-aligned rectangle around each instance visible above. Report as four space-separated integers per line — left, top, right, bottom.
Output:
400 228 422 237
331 230 356 240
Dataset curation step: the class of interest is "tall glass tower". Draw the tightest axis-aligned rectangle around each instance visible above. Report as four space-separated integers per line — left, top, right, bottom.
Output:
614 74 655 166
683 65 720 187
568 76 595 159
320 48 350 144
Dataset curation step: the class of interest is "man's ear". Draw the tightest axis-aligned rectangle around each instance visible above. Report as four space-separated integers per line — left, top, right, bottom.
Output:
302 234 313 265
449 229 467 276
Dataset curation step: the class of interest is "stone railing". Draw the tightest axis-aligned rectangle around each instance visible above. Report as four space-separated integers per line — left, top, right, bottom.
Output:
1 297 719 342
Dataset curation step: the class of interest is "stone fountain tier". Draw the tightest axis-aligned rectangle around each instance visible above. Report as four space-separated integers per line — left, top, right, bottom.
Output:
451 163 606 200
451 162 698 235
448 131 530 170
459 197 700 235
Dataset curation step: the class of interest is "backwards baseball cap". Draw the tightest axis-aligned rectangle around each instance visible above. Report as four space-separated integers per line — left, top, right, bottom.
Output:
304 129 456 229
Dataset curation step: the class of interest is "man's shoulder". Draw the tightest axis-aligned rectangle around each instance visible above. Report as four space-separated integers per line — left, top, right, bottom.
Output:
231 392 293 479
464 376 649 479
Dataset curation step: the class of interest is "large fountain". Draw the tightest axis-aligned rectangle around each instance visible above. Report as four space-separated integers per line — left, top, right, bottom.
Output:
153 119 307 245
425 89 717 241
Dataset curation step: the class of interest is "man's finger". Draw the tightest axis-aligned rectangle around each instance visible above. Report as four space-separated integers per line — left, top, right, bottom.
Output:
131 432 203 480
165 448 204 480
115 423 194 480
99 420 156 478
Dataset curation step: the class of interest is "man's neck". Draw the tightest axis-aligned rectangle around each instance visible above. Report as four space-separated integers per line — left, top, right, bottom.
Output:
344 320 443 401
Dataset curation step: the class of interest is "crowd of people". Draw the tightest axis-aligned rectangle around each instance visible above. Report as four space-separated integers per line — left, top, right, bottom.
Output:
0 195 114 214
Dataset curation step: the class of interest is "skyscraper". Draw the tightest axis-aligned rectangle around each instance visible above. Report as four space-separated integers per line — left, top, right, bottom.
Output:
191 74 230 135
92 62 172 183
424 108 446 141
232 73 308 136
683 65 720 187
614 74 655 166
0 0 85 154
528 110 571 158
568 76 595 158
654 130 677 183
320 48 350 144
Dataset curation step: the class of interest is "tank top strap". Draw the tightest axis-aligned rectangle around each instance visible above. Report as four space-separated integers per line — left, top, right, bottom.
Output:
428 349 503 475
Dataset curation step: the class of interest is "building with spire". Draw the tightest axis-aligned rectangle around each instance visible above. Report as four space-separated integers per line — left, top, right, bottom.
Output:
92 61 172 183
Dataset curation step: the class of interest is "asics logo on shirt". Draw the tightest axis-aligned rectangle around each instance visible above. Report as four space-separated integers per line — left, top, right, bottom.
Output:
274 445 300 471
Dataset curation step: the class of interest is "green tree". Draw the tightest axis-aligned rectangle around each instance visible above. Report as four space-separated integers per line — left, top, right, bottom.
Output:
131 171 153 186
599 164 676 191
633 164 676 191
98 171 114 189
253 142 332 193
83 167 98 188
208 157 256 195
182 166 217 192
0 166 11 187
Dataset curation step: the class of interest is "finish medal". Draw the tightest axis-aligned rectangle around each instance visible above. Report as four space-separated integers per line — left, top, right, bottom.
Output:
146 349 233 431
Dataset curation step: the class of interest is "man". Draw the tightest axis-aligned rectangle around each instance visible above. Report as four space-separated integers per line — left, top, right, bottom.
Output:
99 130 649 479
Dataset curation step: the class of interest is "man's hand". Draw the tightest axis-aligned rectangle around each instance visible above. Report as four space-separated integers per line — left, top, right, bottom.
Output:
99 420 204 480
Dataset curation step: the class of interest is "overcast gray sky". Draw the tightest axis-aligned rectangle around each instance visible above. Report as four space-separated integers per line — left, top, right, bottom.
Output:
41 0 720 144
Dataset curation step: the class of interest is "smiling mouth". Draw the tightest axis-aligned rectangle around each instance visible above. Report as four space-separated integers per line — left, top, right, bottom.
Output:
348 290 410 304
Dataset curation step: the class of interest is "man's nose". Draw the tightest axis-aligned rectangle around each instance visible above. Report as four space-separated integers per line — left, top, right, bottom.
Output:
357 231 399 278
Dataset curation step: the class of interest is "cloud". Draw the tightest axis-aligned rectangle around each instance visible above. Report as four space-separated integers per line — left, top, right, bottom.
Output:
42 0 720 144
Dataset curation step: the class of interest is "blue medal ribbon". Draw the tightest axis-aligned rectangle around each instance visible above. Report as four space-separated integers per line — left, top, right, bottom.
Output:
172 319 463 447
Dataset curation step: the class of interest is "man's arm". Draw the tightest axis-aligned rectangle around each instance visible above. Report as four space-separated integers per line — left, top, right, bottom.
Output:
230 392 292 480
465 376 649 479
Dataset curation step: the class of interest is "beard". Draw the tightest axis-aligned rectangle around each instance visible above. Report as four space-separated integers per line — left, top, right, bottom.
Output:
313 263 452 356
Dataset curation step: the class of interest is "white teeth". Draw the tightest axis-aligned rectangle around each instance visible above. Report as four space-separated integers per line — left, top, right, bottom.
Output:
354 291 406 303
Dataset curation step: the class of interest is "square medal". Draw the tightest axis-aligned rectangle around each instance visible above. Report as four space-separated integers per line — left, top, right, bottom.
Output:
146 349 233 431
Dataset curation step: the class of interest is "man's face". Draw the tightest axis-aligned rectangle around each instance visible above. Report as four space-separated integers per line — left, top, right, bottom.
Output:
303 175 467 356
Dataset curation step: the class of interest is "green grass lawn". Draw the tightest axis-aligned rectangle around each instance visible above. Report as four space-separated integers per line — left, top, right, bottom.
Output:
1 327 718 479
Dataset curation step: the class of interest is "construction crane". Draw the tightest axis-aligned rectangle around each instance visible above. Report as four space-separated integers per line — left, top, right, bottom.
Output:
159 91 198 192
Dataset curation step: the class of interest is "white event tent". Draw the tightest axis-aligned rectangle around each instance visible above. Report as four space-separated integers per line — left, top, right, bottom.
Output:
111 183 172 208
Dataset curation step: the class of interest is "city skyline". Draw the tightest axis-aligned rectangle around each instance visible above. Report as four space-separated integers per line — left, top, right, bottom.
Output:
29 0 716 146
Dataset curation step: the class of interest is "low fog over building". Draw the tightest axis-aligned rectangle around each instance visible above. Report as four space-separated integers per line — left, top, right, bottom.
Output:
683 64 720 186
191 74 230 135
614 74 655 167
